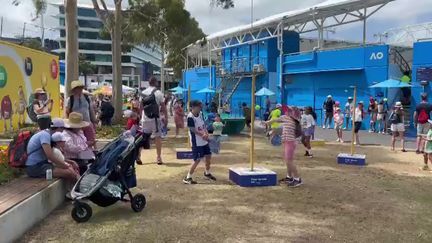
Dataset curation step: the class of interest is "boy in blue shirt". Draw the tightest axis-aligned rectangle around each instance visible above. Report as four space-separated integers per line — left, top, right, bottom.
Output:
183 100 216 184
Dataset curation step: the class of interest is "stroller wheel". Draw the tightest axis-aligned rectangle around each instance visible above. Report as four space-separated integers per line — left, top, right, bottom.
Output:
71 202 92 223
131 193 146 212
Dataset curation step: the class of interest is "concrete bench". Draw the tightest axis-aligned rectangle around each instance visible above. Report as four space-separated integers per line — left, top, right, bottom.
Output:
0 177 66 243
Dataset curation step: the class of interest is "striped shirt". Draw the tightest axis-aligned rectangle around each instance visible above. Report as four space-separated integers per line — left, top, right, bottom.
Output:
280 115 297 142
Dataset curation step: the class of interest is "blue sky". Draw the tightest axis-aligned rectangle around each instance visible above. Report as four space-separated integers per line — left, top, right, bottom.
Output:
1 0 432 44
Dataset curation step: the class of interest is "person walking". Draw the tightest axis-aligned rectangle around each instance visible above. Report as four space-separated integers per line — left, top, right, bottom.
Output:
344 97 354 130
141 77 165 165
267 106 303 187
389 101 406 152
334 107 344 143
242 103 251 128
99 96 115 126
301 106 315 158
414 93 432 154
66 80 97 148
323 95 335 129
183 100 216 184
353 101 365 145
368 97 378 133
174 99 185 137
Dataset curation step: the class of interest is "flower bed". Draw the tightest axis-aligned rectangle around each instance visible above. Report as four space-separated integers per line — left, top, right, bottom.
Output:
0 145 22 185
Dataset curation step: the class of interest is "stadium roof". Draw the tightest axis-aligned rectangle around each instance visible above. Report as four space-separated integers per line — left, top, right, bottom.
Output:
186 0 394 54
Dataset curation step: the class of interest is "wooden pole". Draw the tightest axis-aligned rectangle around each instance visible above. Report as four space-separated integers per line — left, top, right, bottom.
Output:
351 86 357 155
250 72 256 171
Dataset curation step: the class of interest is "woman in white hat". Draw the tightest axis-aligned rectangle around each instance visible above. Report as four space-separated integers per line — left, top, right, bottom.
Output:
62 112 95 174
33 88 53 130
66 80 97 148
389 101 406 152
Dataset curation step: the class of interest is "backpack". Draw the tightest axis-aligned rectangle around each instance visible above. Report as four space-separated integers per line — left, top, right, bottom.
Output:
389 112 400 125
294 119 303 138
141 88 160 119
26 94 38 122
8 130 34 168
69 94 91 113
418 108 429 124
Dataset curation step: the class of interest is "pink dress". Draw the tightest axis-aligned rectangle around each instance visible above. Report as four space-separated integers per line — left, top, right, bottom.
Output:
174 104 185 128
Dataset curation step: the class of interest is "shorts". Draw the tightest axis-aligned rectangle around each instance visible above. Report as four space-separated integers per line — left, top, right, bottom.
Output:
354 122 362 133
208 136 221 154
335 124 343 132
303 127 314 137
142 118 162 137
192 144 211 161
391 123 405 132
417 123 430 136
82 123 96 142
26 161 53 178
283 140 296 161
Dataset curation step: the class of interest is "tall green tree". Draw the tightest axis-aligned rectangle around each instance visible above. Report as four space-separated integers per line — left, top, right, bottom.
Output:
91 0 124 123
128 0 205 80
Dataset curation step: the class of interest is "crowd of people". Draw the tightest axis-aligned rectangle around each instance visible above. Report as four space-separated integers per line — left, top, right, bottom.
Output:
23 76 432 191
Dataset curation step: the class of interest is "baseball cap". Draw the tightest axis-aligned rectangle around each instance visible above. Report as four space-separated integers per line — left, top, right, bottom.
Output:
327 95 332 98
51 132 66 142
51 118 65 128
276 103 282 108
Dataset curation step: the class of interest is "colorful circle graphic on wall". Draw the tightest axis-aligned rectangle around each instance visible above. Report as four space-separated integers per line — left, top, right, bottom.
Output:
50 59 58 79
24 57 33 76
0 65 7 88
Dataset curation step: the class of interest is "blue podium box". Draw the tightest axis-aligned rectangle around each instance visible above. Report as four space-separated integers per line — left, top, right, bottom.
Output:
337 153 366 166
176 148 193 160
229 167 277 187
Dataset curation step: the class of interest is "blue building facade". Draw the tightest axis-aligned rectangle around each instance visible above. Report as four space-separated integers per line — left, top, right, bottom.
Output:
411 41 432 119
280 45 390 125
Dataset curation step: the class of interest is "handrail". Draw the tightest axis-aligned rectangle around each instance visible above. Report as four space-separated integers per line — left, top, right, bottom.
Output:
284 43 384 57
390 48 411 74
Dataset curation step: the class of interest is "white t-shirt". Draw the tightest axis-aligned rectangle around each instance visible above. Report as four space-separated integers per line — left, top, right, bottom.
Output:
301 114 315 129
141 86 164 122
49 147 65 164
354 108 363 122
187 112 208 147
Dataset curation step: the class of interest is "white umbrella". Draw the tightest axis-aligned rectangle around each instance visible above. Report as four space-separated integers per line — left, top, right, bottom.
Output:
255 87 275 96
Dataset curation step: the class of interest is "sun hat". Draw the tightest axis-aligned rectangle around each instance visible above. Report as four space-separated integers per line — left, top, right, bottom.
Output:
327 95 332 98
348 97 353 100
65 112 90 129
335 101 340 106
50 118 65 128
34 88 46 94
71 80 85 90
276 103 282 108
395 101 403 108
358 101 364 104
51 132 66 142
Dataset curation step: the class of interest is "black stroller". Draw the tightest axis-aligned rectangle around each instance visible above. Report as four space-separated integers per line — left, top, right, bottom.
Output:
70 132 146 223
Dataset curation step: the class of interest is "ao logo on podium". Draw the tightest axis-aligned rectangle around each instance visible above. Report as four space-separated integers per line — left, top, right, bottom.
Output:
370 52 384 60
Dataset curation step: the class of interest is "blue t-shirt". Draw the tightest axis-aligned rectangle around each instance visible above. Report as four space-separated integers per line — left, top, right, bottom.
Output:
25 130 51 166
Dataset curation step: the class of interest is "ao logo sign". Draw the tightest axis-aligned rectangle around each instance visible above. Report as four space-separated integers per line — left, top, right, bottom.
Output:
370 52 384 60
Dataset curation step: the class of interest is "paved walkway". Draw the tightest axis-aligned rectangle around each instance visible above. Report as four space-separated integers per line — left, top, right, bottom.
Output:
314 127 417 150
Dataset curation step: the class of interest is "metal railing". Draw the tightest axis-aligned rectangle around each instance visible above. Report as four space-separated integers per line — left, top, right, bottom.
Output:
216 56 267 77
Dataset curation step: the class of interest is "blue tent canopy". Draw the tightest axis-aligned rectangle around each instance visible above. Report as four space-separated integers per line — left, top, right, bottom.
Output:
369 79 412 88
197 88 216 94
255 87 275 96
169 86 188 92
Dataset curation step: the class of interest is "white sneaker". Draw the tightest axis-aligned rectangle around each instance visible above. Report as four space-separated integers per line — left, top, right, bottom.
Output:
336 138 340 142
327 125 330 129
353 141 357 145
322 125 326 129
340 140 344 143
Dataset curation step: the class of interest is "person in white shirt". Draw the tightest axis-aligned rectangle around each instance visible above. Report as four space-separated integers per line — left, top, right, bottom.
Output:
301 107 316 158
353 101 365 145
141 77 166 165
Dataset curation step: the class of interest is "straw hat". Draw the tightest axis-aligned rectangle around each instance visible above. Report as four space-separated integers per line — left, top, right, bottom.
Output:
71 80 85 90
34 88 46 94
395 101 403 108
65 112 90 128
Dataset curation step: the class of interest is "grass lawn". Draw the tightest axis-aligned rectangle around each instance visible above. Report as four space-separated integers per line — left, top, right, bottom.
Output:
20 127 432 243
